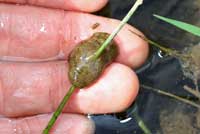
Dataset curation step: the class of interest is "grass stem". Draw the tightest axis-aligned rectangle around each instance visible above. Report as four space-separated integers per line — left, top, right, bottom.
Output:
128 30 174 54
128 30 192 59
92 0 143 59
184 85 200 100
43 85 76 134
141 84 200 109
133 111 152 134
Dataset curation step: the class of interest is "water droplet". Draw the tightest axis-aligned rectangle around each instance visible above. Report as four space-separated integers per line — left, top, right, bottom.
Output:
40 24 47 33
0 22 4 28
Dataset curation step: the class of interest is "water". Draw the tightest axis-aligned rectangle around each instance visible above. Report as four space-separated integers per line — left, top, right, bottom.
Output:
92 0 200 134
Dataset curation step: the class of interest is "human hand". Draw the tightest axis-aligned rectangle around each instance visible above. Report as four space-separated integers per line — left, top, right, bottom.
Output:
0 0 148 133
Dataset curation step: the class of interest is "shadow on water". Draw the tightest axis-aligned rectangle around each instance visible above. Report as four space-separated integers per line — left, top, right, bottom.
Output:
92 0 200 134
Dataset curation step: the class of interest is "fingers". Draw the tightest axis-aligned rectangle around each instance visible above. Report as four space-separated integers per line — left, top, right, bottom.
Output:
0 114 95 134
0 62 139 117
0 4 148 68
67 12 148 68
0 0 108 12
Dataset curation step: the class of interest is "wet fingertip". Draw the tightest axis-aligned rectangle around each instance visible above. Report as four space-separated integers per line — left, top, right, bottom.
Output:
116 26 149 68
129 37 149 69
128 26 150 68
117 65 140 111
71 0 108 12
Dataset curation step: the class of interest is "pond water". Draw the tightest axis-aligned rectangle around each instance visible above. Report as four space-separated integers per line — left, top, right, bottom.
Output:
92 0 200 134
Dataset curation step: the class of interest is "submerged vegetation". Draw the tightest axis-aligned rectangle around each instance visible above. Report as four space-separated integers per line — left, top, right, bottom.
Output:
145 15 200 101
139 14 200 134
154 15 200 87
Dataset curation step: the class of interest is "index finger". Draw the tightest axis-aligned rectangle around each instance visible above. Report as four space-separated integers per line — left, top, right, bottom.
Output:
0 4 148 68
0 0 108 12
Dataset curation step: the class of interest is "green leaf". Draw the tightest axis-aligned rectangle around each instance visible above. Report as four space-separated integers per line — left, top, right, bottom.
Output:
153 14 200 37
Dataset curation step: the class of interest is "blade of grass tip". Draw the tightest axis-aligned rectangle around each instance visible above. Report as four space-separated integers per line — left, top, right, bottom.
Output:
133 112 152 134
43 85 76 134
153 14 200 37
92 0 144 60
131 104 152 134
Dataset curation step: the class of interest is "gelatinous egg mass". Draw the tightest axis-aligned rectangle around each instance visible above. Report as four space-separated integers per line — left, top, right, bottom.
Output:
68 32 119 88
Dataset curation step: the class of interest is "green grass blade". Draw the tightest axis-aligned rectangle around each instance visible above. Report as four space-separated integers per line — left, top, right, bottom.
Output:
153 14 200 37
